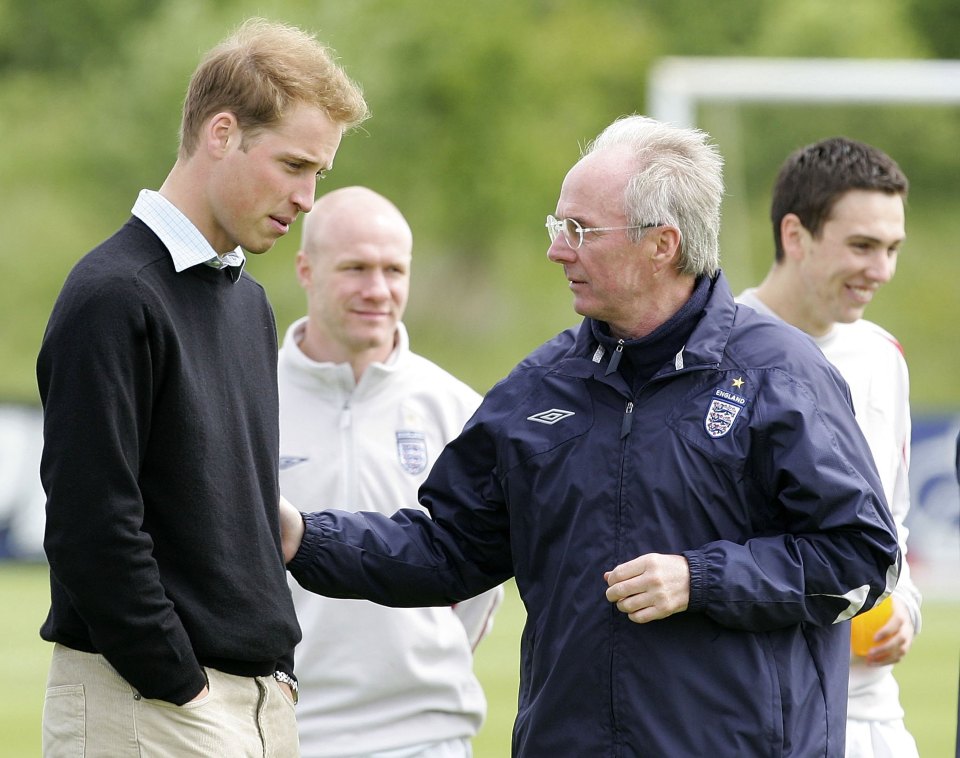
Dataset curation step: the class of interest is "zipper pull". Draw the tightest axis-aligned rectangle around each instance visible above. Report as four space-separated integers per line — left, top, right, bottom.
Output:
605 339 625 376
620 400 634 439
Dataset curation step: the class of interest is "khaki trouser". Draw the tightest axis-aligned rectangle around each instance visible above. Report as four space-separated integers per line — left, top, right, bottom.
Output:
42 643 299 757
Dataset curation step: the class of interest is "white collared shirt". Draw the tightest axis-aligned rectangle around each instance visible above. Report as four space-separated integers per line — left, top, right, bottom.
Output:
131 189 245 278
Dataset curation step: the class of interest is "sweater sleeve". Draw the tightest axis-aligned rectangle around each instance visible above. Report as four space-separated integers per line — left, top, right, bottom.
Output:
37 265 206 704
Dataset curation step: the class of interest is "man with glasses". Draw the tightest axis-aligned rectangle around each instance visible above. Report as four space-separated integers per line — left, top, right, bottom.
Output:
738 137 920 758
278 115 899 756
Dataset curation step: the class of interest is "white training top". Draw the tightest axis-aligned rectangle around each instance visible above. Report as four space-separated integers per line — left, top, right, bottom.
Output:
278 318 503 757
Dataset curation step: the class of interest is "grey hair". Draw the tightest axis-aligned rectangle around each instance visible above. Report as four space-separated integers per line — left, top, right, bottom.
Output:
583 115 724 277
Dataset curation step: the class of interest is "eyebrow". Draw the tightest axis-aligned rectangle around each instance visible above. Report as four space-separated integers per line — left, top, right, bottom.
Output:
284 151 330 170
847 233 905 244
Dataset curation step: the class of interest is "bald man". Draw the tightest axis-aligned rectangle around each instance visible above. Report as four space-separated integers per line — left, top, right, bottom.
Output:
277 187 502 758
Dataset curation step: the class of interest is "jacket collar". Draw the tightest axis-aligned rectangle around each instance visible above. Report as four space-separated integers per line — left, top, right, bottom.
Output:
279 317 410 396
562 271 735 384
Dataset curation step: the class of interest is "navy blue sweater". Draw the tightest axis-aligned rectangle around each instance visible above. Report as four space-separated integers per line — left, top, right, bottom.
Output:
37 217 300 705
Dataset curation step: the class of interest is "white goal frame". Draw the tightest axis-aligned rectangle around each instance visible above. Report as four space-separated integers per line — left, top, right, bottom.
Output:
647 56 960 127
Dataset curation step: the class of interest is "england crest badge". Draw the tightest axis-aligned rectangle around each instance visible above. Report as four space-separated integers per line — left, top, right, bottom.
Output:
704 385 746 439
396 430 428 475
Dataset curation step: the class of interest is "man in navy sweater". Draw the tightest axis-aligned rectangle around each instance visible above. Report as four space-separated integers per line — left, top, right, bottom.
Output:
36 18 367 756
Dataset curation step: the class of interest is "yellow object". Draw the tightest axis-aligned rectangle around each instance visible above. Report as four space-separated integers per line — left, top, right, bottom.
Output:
851 596 894 656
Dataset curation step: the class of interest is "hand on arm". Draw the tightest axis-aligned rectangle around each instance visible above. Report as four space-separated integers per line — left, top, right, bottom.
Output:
604 553 690 624
279 496 305 564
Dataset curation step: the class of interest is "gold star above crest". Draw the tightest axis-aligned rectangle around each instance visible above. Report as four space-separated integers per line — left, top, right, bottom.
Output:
731 376 744 389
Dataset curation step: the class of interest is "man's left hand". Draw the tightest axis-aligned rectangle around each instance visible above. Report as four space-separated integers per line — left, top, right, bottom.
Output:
277 680 296 704
604 553 690 624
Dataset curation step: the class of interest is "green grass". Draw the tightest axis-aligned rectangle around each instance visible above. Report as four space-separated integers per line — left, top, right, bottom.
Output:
2 566 956 757
1 563 51 758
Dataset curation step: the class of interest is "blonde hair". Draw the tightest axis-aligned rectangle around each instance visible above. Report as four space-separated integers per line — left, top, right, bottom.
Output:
179 18 369 156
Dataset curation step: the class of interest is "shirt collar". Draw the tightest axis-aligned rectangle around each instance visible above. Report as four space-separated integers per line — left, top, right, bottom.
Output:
131 189 246 279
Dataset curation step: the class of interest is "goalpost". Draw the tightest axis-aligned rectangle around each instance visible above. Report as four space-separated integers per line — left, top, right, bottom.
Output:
647 56 960 128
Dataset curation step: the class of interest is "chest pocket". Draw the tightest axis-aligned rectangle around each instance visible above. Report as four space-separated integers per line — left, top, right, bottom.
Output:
499 379 596 475
667 372 756 476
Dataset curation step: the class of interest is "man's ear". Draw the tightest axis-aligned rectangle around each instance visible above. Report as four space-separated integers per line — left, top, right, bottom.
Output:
780 213 810 262
203 111 239 156
294 249 312 290
650 226 683 272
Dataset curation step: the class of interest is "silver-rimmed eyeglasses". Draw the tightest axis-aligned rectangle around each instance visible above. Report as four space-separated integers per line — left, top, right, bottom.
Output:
545 214 658 250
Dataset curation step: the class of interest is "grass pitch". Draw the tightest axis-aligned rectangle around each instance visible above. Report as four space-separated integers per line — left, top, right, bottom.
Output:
2 565 956 757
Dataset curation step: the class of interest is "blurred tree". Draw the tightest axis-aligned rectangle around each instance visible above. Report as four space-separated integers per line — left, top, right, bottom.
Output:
751 0 924 57
907 0 960 58
301 1 666 263
644 0 768 54
1 0 958 404
0 0 159 73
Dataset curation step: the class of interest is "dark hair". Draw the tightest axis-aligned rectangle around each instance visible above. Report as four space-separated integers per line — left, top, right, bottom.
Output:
770 137 908 261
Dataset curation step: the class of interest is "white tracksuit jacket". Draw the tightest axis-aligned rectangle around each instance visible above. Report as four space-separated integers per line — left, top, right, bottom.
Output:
739 290 922 722
278 318 503 757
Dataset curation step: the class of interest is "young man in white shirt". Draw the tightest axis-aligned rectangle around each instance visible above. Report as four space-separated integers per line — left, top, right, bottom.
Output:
738 136 921 758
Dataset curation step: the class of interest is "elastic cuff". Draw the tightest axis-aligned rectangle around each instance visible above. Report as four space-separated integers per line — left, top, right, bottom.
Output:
288 511 323 574
682 550 704 611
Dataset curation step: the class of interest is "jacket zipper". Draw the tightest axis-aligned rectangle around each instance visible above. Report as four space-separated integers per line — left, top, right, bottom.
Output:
620 400 634 438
